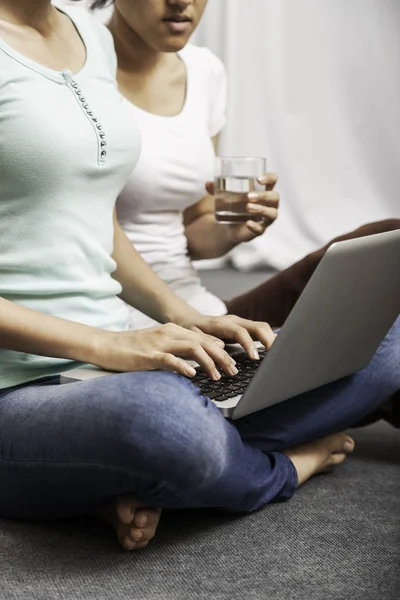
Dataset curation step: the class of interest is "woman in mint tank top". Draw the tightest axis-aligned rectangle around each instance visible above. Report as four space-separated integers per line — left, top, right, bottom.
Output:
0 0 399 553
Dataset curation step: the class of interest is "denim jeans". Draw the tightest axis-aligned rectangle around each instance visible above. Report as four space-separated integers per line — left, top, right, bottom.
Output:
0 317 399 521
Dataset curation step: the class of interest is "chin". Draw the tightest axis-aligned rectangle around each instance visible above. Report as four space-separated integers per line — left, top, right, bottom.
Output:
158 36 192 53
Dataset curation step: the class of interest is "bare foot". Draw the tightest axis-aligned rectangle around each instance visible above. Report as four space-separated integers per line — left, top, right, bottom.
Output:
283 432 355 487
92 494 162 551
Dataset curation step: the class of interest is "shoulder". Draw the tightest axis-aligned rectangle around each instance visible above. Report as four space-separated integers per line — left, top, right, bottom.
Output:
179 44 226 82
57 4 116 74
180 45 227 136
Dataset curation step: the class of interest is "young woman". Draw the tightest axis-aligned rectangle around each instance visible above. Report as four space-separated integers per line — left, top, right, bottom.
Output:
98 0 400 330
0 0 399 554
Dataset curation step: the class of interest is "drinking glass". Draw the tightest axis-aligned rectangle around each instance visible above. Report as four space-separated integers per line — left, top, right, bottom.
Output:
214 157 267 223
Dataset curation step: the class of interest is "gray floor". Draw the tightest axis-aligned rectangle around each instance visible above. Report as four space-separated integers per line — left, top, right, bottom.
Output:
200 266 273 301
1 268 399 600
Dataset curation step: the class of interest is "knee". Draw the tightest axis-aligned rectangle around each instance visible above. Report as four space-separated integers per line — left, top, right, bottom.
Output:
379 317 400 364
365 317 400 387
99 371 228 487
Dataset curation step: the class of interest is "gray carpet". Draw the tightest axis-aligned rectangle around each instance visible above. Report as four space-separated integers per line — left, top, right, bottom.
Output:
1 268 399 600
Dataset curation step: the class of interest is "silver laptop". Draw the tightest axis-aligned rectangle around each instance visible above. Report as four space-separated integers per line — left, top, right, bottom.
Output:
61 230 400 420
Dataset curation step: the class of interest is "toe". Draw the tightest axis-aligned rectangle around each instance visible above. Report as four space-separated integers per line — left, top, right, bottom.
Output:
343 436 355 453
122 535 138 551
327 432 355 455
129 524 158 543
133 540 150 551
116 494 138 525
133 507 161 529
123 535 151 552
329 452 347 466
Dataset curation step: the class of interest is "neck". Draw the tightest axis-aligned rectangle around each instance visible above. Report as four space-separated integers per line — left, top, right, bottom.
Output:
108 10 166 74
0 0 54 30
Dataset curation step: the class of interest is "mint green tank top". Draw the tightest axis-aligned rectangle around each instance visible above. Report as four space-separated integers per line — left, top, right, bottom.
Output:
0 6 141 388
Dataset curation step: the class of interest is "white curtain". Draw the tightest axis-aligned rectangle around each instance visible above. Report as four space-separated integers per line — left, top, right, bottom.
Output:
193 0 400 269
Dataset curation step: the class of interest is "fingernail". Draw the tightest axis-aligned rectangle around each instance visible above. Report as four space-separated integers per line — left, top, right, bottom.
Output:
251 348 260 360
229 365 239 376
133 530 143 541
231 358 237 365
185 365 196 377
139 516 147 527
213 369 221 380
248 192 258 200
247 203 259 211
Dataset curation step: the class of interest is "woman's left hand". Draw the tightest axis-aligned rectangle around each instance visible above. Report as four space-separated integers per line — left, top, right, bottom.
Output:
206 172 280 243
178 313 277 359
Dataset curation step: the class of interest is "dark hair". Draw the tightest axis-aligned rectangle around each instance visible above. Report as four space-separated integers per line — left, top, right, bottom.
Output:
90 0 114 8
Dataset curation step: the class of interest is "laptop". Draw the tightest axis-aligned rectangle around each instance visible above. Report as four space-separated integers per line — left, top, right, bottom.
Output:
61 229 400 420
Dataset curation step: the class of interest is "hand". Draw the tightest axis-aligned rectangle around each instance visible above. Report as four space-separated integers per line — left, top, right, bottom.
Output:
178 313 277 359
206 172 279 243
91 323 238 381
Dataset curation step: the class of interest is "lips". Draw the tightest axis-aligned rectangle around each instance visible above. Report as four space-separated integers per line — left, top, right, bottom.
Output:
162 14 193 33
163 15 192 23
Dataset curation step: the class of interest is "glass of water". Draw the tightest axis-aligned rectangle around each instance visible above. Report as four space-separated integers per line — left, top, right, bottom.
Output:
214 157 267 224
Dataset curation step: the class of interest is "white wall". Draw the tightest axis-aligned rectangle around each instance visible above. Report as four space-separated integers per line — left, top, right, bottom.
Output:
193 0 400 269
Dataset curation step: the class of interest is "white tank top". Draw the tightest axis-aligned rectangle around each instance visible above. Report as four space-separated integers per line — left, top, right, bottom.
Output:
116 45 229 330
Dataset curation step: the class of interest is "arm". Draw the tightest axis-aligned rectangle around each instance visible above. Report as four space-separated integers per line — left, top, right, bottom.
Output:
184 192 237 260
111 208 276 357
0 213 231 377
0 210 274 382
184 138 280 260
0 295 99 363
0 295 234 380
0 211 200 364
112 208 199 325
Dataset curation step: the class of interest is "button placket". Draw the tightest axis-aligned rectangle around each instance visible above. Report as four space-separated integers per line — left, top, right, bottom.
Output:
64 74 107 166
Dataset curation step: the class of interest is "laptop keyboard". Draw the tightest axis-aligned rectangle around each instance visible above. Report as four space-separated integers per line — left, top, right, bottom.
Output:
190 348 267 402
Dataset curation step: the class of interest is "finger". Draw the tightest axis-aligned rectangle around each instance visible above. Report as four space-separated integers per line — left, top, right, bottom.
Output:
245 220 265 236
219 324 260 360
233 319 277 349
205 181 215 195
176 341 237 379
200 340 238 377
165 323 225 348
247 204 278 222
257 172 278 190
153 352 197 378
190 326 225 347
247 191 280 208
169 341 222 380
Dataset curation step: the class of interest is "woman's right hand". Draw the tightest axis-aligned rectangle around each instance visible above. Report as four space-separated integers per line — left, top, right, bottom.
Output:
91 323 238 381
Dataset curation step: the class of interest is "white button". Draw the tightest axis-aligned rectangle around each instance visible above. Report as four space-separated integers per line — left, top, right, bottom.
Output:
62 70 73 81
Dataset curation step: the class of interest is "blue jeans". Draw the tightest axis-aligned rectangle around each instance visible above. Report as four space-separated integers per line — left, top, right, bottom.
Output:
0 317 399 521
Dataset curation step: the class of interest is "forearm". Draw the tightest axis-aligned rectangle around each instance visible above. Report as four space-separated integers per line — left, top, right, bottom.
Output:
0 296 99 363
186 211 239 260
112 216 199 325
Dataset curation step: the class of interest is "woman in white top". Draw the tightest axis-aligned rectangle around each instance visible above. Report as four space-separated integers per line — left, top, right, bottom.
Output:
101 0 400 330
0 0 399 553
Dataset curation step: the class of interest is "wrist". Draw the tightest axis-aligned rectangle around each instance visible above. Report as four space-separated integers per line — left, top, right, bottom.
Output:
72 327 109 366
163 305 202 329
